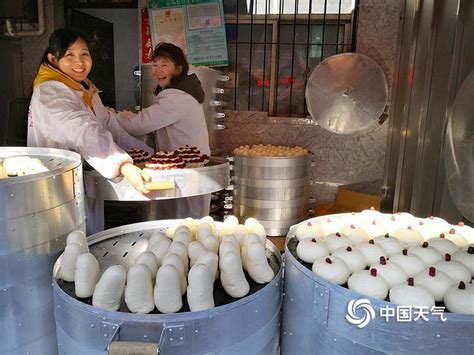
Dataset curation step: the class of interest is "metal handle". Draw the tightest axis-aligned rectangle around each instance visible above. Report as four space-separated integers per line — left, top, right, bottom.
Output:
108 341 158 355
209 100 227 107
219 75 230 81
133 67 141 109
213 88 225 94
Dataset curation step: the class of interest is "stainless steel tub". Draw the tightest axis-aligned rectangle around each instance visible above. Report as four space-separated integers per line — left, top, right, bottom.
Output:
53 220 282 354
0 147 85 355
233 155 309 236
281 214 474 355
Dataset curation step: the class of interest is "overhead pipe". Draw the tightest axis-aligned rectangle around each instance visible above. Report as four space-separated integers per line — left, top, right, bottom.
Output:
4 0 45 37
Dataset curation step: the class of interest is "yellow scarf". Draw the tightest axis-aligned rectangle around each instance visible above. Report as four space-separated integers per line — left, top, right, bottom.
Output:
33 64 97 111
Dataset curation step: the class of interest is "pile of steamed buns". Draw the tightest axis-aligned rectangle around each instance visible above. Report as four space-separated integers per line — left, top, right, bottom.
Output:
294 209 473 314
57 216 275 314
233 144 308 157
0 156 49 178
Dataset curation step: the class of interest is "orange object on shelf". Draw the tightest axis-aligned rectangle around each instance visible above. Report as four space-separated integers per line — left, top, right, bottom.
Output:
315 188 381 216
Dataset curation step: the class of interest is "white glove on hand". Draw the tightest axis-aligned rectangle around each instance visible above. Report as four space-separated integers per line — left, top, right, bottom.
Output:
120 163 151 194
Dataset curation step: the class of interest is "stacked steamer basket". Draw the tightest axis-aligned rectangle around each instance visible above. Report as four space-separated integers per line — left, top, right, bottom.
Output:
0 147 85 354
52 218 282 354
233 145 310 236
281 212 474 354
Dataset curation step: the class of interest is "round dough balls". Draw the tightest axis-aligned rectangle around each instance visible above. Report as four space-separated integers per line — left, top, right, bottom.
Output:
312 256 350 285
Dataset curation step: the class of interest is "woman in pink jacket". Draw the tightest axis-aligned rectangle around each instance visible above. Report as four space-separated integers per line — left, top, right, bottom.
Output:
116 43 210 219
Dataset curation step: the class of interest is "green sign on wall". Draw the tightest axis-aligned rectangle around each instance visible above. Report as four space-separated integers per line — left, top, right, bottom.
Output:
148 0 228 67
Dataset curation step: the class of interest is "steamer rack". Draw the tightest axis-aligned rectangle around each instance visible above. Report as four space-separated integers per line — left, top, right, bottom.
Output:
282 213 474 355
52 220 282 354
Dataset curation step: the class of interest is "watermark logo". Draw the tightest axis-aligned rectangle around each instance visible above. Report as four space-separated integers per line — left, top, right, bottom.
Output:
346 299 447 328
345 299 375 328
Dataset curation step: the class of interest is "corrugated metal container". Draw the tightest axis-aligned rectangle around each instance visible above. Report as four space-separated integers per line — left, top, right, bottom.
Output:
0 147 85 354
233 155 309 236
53 220 282 354
281 215 474 354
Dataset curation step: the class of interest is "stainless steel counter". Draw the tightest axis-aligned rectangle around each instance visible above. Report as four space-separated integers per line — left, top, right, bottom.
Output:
84 156 230 201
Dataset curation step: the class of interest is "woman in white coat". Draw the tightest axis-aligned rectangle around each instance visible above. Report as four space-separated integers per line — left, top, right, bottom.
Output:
27 28 153 233
116 42 210 219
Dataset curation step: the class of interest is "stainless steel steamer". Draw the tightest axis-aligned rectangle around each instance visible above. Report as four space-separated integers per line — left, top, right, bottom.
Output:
0 147 85 354
281 214 474 354
53 220 282 354
233 155 310 236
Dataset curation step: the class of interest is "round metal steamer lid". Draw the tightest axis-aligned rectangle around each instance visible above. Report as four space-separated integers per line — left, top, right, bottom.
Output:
0 147 83 220
84 156 230 201
305 53 389 134
0 146 81 185
54 220 281 313
444 70 474 221
282 213 474 355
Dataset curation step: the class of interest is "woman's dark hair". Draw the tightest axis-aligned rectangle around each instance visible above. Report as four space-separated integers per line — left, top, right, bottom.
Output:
41 27 91 65
152 42 189 78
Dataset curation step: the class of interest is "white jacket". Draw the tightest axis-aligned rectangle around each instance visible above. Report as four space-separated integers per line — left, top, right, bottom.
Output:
28 80 153 179
117 89 210 155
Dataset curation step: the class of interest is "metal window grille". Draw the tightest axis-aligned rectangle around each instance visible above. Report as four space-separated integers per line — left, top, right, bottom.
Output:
223 0 359 116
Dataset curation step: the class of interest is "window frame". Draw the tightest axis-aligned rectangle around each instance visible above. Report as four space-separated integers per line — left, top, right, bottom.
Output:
225 13 355 116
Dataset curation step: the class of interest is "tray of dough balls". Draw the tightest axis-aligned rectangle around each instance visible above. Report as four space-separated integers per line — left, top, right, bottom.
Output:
84 146 229 201
287 210 474 315
53 216 280 314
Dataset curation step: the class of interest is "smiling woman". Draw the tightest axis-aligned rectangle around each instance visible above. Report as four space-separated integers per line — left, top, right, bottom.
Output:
48 38 93 83
114 42 211 219
151 57 182 90
27 27 154 233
